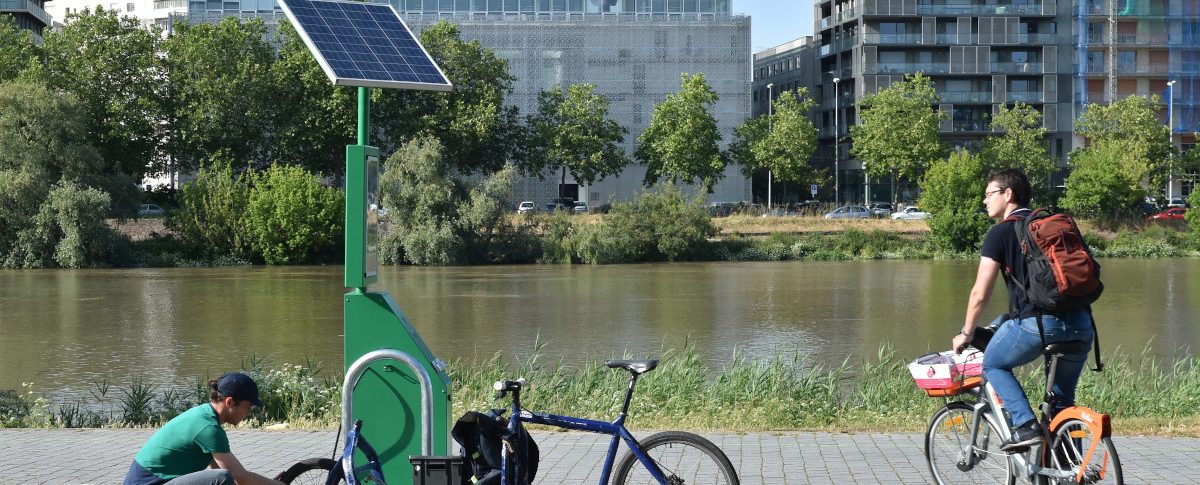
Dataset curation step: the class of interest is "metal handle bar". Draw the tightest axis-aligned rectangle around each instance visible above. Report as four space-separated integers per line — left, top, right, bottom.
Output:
341 349 434 456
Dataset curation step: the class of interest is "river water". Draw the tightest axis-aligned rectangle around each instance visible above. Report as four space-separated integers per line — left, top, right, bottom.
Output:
1 259 1196 402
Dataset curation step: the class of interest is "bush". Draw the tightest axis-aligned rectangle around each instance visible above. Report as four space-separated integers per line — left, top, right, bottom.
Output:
244 164 344 265
926 209 993 253
2 179 120 268
1189 190 1200 247
168 160 251 259
575 185 715 264
538 211 576 263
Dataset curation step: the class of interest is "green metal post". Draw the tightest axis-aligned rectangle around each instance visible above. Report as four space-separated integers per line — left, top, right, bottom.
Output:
357 87 369 147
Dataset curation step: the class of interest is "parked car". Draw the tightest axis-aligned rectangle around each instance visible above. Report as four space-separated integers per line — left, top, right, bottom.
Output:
541 202 572 213
138 203 165 217
869 202 893 218
1149 207 1187 220
517 201 535 214
891 206 930 220
1165 198 1189 208
823 205 870 219
573 201 589 214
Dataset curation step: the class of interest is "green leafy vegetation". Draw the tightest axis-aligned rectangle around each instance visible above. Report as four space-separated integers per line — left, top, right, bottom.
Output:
637 73 726 192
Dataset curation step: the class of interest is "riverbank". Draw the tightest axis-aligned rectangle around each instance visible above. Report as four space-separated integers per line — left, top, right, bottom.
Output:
114 215 1199 267
4 344 1198 436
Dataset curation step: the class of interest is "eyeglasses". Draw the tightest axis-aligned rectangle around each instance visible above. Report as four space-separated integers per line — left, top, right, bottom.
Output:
984 188 1006 200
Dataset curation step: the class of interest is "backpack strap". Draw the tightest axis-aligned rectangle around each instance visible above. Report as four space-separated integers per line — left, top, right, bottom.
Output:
1087 306 1104 372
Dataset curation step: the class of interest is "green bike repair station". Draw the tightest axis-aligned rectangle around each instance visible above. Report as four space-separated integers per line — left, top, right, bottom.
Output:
277 0 457 482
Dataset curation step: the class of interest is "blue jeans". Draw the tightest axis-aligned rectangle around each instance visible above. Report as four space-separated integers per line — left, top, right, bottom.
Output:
981 309 1093 428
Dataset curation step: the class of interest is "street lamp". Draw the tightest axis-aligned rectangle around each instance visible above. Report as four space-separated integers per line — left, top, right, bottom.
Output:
1167 79 1176 202
767 82 774 213
833 77 840 207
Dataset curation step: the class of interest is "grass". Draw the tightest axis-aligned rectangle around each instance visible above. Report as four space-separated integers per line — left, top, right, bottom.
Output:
4 343 1198 437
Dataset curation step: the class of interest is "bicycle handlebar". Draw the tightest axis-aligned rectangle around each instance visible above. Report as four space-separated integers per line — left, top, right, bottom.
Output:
493 378 525 399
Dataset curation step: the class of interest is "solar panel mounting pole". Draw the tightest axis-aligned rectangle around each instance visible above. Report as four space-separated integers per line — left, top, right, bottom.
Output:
276 1 455 482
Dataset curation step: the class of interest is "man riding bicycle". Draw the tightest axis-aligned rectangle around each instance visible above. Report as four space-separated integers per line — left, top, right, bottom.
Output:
951 169 1095 453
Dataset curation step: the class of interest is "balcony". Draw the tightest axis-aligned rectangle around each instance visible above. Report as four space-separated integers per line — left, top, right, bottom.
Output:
1007 91 1044 103
873 62 951 74
949 121 991 132
154 0 186 8
1074 91 1109 102
939 91 991 102
0 0 51 27
993 62 1044 74
862 33 922 44
1015 33 1056 44
915 3 1044 15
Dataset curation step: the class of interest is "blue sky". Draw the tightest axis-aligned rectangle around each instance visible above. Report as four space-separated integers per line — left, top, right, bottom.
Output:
733 0 814 53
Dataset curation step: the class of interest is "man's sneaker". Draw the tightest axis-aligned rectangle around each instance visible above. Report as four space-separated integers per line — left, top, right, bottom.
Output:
1001 421 1042 453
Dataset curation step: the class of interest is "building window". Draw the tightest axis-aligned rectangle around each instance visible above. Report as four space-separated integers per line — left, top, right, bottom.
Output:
127 2 135 10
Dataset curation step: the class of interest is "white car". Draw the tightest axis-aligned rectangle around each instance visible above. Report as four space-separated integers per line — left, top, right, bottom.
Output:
517 201 535 214
573 201 589 214
891 206 930 220
138 203 165 217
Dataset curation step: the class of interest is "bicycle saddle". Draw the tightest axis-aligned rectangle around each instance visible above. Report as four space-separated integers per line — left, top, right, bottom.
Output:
606 359 658 375
1043 341 1088 355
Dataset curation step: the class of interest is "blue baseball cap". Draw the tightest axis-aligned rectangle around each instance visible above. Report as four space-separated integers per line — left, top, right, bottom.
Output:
217 372 263 407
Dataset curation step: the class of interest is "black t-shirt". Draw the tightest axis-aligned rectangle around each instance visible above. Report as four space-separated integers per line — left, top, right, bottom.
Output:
980 208 1037 319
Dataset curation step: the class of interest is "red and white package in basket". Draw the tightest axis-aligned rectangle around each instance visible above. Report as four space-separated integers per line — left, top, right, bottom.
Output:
908 349 984 390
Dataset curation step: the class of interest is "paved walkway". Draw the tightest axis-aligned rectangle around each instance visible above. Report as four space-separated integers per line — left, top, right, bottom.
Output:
0 429 1197 484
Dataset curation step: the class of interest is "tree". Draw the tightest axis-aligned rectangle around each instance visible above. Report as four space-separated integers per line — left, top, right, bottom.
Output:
730 88 820 187
1074 95 1172 197
167 159 252 259
982 102 1055 206
244 164 344 264
849 73 946 201
162 18 280 173
1058 143 1143 221
270 21 357 175
0 16 36 82
31 7 164 190
524 83 629 199
373 21 518 175
637 73 725 192
919 150 992 252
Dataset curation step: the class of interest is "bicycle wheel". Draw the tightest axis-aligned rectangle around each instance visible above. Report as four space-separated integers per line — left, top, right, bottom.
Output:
612 430 739 485
926 401 1015 485
275 457 342 485
1046 419 1123 484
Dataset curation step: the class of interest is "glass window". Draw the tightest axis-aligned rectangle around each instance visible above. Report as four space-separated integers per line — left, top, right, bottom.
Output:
126 2 134 10
685 0 698 12
440 0 453 10
668 0 680 12
456 0 469 10
700 0 712 11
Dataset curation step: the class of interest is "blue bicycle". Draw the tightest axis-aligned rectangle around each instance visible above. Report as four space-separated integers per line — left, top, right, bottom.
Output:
275 420 387 485
493 358 740 485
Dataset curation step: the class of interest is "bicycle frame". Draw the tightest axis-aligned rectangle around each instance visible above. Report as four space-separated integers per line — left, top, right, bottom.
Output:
954 380 1108 483
498 376 672 485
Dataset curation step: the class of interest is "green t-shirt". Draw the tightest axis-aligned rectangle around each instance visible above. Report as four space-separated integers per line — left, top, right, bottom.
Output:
134 403 231 480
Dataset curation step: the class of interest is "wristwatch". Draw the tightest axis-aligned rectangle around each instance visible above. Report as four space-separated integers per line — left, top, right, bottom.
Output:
958 329 973 337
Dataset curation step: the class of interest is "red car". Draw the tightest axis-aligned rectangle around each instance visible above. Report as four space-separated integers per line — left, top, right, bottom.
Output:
1149 207 1187 220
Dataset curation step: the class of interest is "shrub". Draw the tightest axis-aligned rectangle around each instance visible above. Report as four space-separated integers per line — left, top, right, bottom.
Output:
920 150 990 252
168 160 251 259
1189 190 1200 247
575 185 716 264
538 211 576 263
244 164 344 265
3 180 119 268
926 209 993 253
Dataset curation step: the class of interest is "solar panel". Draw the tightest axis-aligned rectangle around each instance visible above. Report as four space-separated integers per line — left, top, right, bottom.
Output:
278 0 453 91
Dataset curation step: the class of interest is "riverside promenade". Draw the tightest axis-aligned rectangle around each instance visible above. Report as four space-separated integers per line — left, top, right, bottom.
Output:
1 429 1198 484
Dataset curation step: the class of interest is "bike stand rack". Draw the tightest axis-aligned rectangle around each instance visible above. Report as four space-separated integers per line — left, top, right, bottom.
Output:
341 348 434 455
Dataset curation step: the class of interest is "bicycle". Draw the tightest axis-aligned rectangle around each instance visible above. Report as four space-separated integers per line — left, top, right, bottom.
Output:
492 358 740 485
274 420 387 484
923 337 1123 485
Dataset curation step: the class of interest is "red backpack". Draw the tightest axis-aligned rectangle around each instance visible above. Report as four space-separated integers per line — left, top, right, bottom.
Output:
1007 208 1103 312
1004 208 1105 370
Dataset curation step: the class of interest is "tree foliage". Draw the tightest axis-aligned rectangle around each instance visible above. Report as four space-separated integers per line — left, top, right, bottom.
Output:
167 159 252 259
379 137 527 265
244 164 344 264
162 18 280 173
730 88 820 185
0 16 36 82
374 21 518 175
637 73 726 192
849 73 946 183
1062 96 1171 220
573 185 716 264
31 7 163 187
524 83 629 189
919 150 992 252
982 102 1055 206
1058 143 1144 221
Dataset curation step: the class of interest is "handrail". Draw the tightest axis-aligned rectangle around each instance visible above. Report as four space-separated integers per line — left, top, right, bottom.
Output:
341 349 434 456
